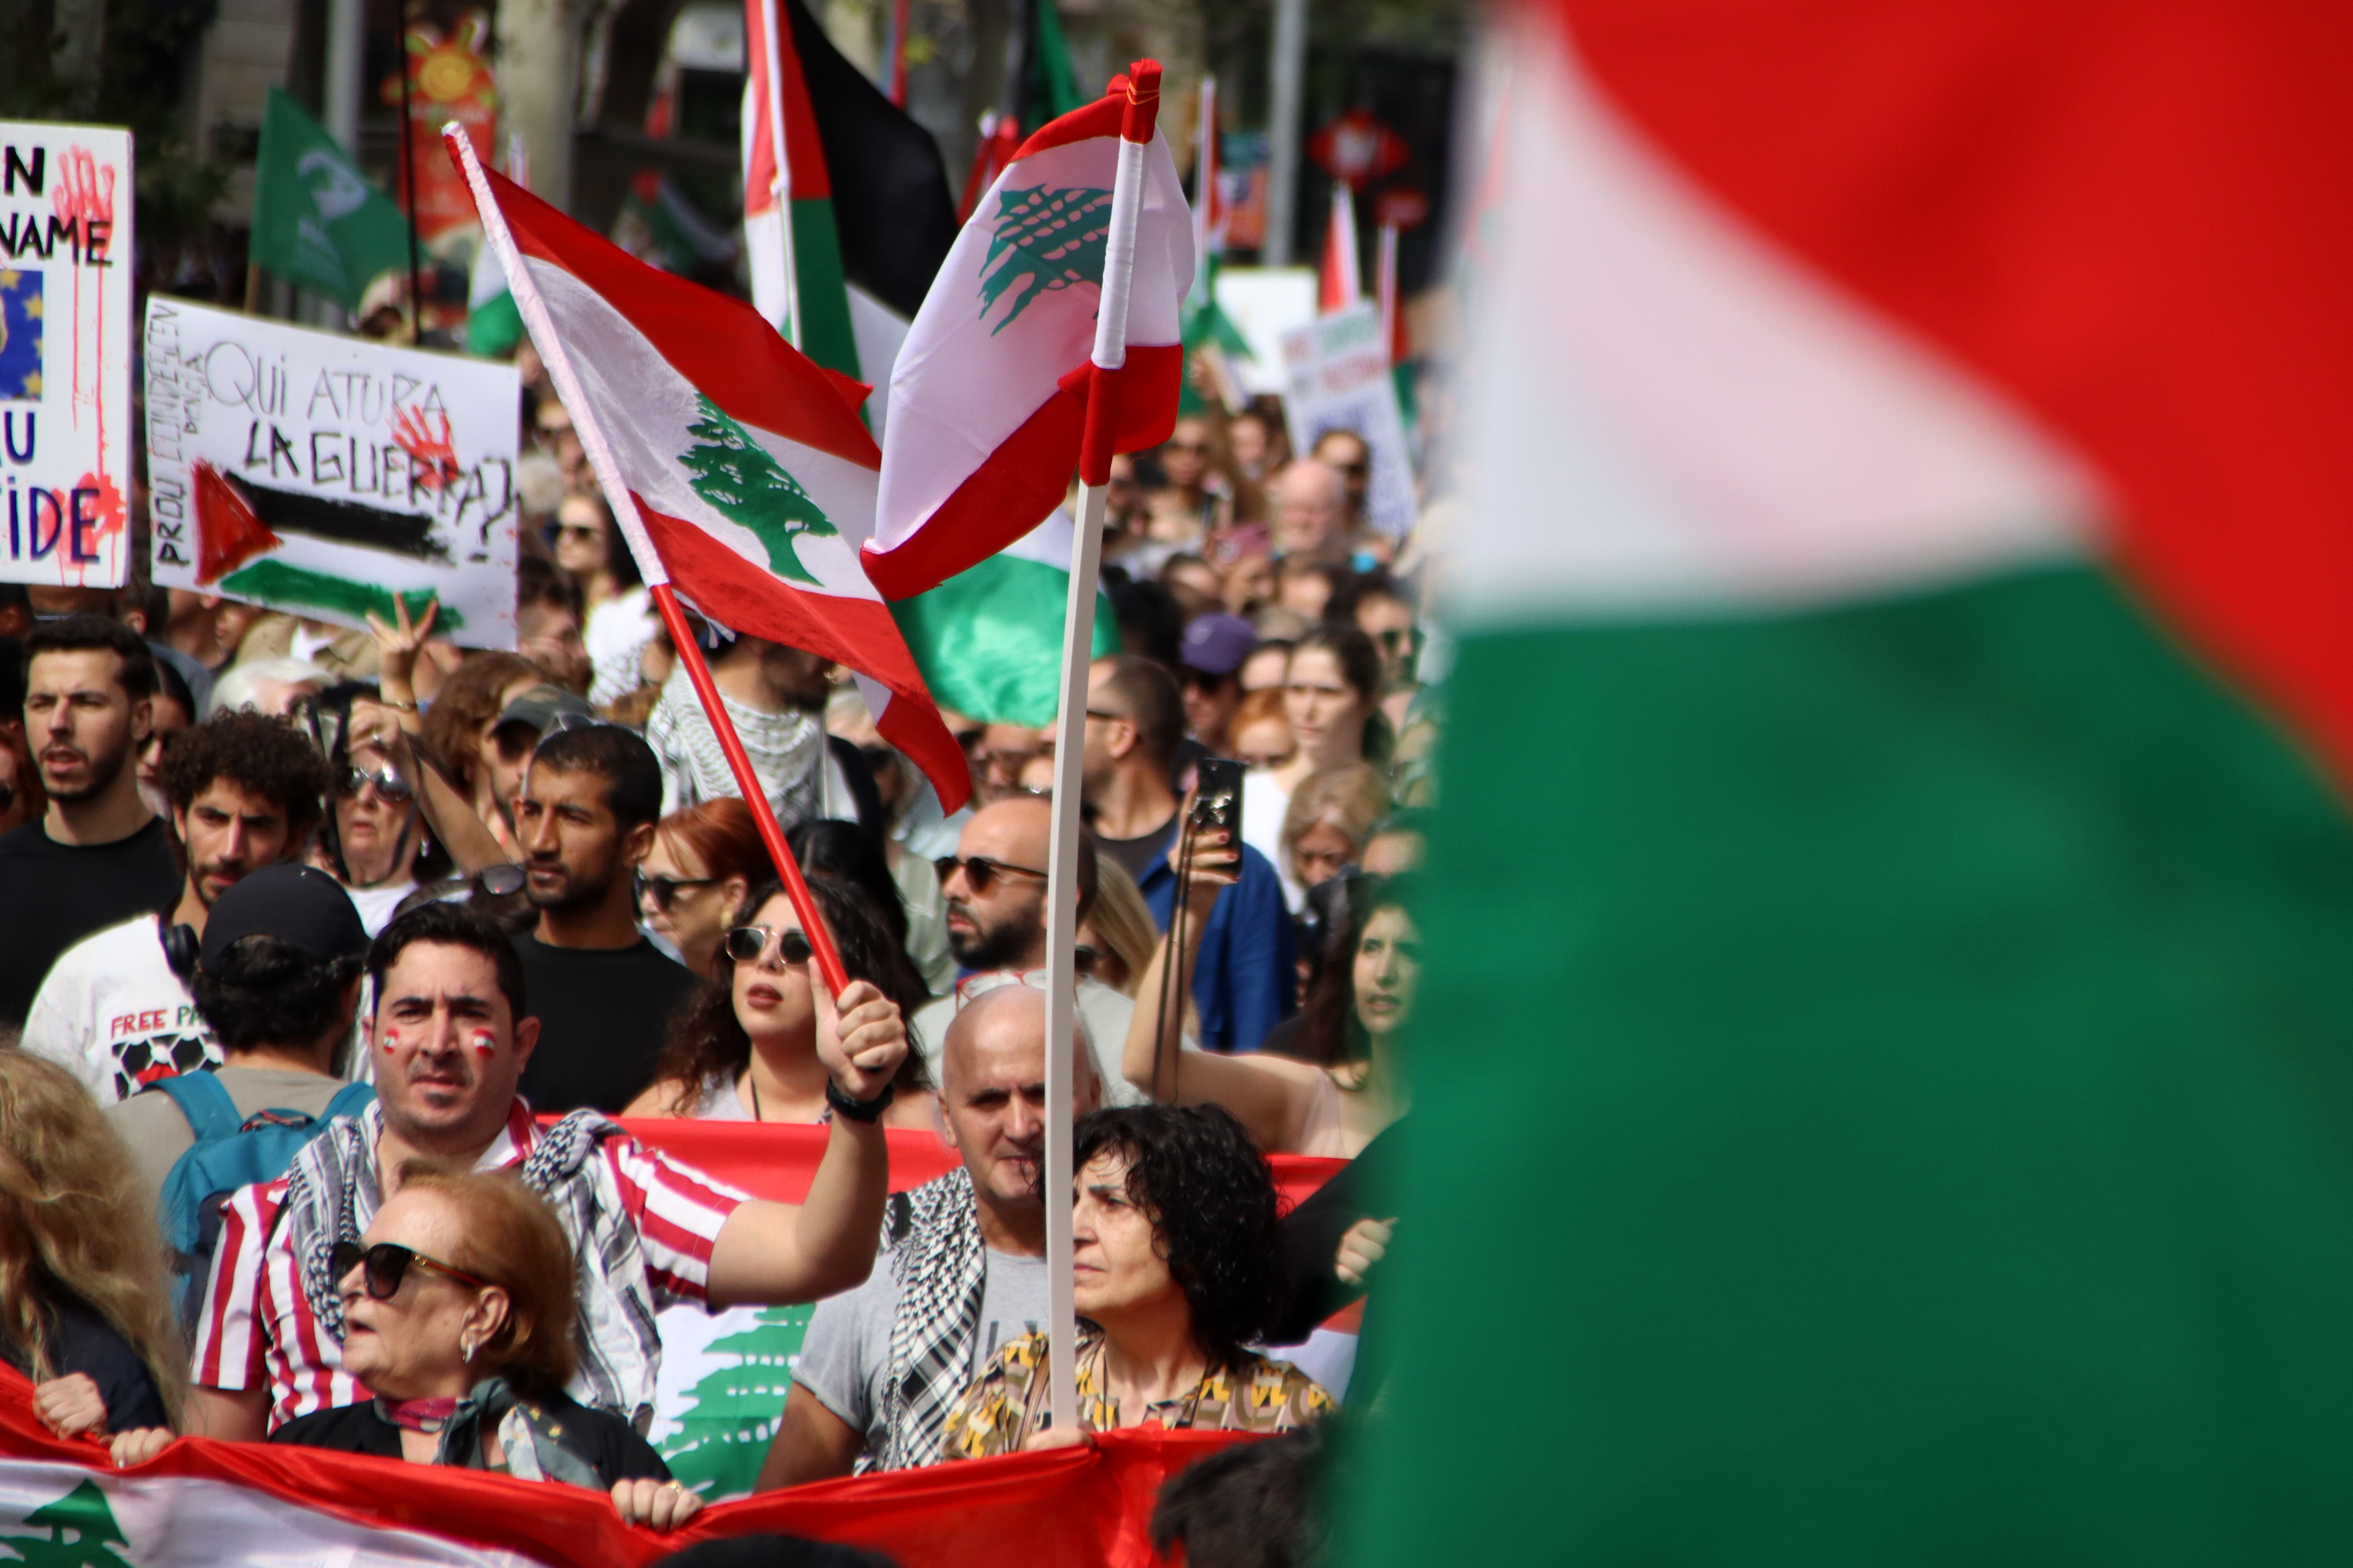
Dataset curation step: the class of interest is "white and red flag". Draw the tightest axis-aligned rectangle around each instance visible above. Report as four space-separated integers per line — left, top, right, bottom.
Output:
864 83 1194 599
447 138 969 810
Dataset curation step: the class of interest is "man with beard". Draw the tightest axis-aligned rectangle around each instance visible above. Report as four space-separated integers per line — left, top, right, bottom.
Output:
758 984 1103 1483
508 723 701 1113
23 711 331 1101
0 617 180 1026
908 796 1142 1105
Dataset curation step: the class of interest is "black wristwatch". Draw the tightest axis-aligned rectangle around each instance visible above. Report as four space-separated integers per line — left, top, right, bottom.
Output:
826 1078 896 1123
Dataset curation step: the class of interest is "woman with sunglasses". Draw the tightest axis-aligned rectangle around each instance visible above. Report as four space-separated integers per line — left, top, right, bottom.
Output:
307 683 446 936
638 798 773 976
626 876 935 1125
112 1167 702 1530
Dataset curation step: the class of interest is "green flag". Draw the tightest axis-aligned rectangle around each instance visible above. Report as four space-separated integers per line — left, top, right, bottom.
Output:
250 86 413 311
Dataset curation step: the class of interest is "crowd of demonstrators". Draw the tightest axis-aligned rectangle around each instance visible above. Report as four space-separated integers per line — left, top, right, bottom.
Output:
0 357 1444 1517
183 898 909 1442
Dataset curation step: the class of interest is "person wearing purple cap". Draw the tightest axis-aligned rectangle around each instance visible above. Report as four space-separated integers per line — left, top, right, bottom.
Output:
1176 614 1259 758
105 863 373 1213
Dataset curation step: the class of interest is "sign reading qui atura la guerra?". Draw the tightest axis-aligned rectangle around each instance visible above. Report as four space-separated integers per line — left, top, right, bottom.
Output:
144 298 522 645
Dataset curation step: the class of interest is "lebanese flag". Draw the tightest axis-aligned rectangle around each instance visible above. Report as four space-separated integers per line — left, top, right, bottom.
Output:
864 84 1194 600
0 1362 1254 1566
1357 2 2353 1565
451 145 969 810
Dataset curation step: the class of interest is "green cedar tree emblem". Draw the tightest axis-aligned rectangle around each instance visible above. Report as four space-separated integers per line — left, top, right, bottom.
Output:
658 1303 813 1499
0 1478 134 1568
978 185 1114 333
678 396 838 586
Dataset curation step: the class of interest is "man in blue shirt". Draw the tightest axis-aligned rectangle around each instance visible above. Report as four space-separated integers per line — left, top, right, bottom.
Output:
1082 655 1293 1052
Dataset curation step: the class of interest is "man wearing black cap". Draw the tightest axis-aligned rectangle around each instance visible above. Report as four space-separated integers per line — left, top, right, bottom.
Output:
106 864 371 1212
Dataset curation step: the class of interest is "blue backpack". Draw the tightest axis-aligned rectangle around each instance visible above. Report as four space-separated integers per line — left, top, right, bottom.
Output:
150 1072 377 1331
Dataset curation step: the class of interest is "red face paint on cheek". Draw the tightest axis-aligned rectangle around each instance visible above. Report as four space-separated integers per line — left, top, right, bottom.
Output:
379 1028 399 1054
470 1031 497 1060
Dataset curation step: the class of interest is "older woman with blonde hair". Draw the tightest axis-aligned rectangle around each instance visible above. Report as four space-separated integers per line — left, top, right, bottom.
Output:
1078 859 1160 998
0 1054 182 1442
1277 763 1392 899
111 1166 701 1530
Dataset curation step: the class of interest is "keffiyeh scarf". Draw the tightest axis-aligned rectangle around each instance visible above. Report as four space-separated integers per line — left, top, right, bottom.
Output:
872 1168 985 1472
282 1105 663 1431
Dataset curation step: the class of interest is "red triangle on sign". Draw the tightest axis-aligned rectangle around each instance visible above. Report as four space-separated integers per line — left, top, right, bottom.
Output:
192 460 281 585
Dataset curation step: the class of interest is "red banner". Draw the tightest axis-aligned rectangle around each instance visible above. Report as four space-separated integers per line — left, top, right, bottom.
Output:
0 1361 1247 1566
604 1119 1347 1212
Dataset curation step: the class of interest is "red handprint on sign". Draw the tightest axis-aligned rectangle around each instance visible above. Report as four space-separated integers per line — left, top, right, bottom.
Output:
52 145 116 255
392 405 463 491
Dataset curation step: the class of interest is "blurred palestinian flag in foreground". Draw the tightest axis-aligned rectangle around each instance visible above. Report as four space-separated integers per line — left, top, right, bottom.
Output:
1356 1 2353 1561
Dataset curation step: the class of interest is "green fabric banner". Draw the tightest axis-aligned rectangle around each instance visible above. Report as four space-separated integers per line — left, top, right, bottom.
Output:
250 87 414 311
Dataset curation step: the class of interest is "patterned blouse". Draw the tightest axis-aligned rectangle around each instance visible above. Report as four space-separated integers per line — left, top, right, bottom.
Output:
941 1327 1334 1460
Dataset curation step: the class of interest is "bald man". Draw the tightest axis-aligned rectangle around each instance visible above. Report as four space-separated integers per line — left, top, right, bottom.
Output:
757 987 1100 1485
912 795 1146 1103
1271 458 1352 565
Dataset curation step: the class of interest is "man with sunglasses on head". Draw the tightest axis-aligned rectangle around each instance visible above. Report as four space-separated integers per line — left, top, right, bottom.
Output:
908 797 1141 1104
186 897 907 1442
22 710 332 1104
509 722 701 1114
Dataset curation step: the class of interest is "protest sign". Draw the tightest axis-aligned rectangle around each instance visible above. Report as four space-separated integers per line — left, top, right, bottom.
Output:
1281 300 1416 536
0 122 133 589
1213 264 1314 394
143 299 521 644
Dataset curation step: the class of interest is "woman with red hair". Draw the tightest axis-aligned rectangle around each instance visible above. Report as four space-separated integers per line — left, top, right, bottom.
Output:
636 797 775 975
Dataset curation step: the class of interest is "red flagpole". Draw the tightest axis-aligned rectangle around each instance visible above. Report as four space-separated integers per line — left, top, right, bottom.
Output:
644 584 850 995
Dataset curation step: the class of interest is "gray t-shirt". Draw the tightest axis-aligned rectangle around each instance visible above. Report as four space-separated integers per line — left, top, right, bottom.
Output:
106 1067 354 1216
794 1245 1049 1460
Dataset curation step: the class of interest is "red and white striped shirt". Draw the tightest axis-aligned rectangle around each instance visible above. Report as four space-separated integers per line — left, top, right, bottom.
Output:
190 1100 746 1430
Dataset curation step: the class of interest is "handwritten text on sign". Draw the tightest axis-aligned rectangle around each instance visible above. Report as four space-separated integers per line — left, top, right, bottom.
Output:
144 299 522 645
0 123 134 588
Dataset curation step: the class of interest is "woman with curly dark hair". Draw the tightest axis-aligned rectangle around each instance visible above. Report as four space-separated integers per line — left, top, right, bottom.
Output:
941 1104 1333 1457
623 875 935 1126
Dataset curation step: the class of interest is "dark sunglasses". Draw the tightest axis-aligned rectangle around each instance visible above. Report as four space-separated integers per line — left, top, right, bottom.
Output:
636 871 718 911
339 764 413 802
935 854 1050 894
330 1240 489 1301
724 924 816 965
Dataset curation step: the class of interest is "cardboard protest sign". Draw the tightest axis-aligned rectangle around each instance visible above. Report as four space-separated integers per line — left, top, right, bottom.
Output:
0 122 133 589
143 299 521 644
1281 300 1416 536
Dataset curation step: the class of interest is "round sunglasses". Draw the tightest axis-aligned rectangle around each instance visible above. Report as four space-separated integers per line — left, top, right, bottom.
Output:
330 1239 489 1300
724 924 816 965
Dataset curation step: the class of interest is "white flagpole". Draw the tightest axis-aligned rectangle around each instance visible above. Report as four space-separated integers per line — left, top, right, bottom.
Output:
1040 61 1163 1439
759 0 802 348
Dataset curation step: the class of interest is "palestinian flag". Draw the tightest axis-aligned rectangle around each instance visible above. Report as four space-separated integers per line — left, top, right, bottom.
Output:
451 139 970 812
1353 1 2353 1564
741 0 957 386
890 506 1118 729
865 86 1193 600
